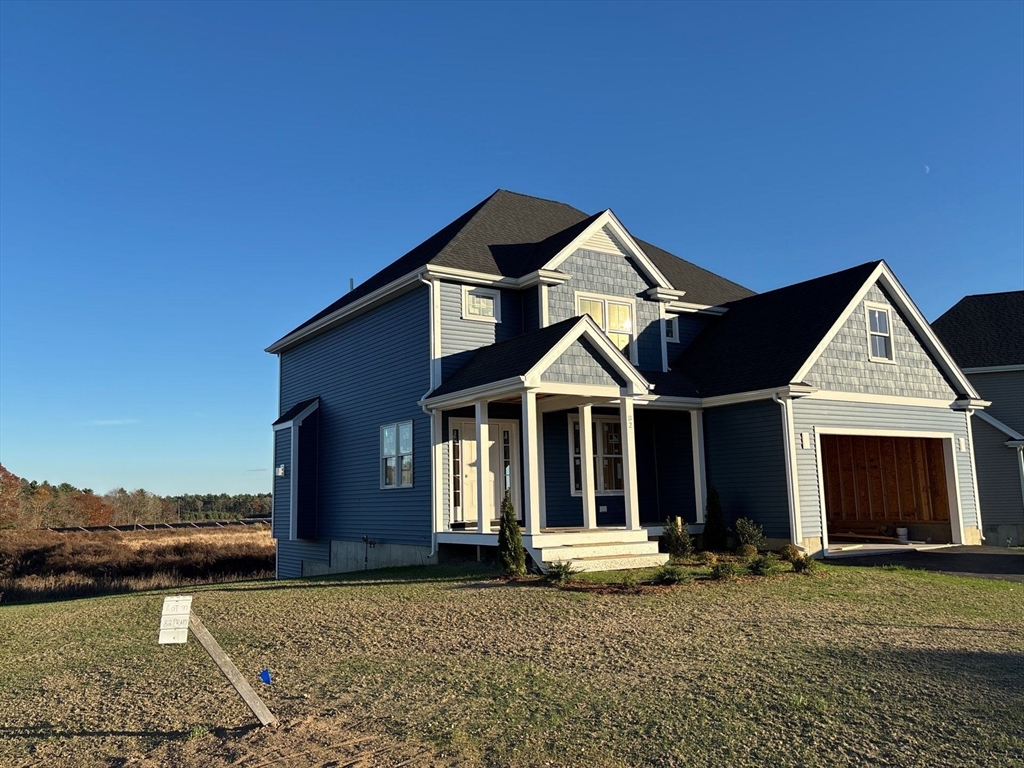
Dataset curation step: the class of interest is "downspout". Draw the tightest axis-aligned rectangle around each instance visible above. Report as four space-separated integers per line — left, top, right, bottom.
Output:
1017 448 1024 527
419 274 439 558
773 393 804 552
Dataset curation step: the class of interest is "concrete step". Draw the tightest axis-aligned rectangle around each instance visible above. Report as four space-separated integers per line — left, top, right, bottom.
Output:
539 540 662 561
525 528 651 547
561 551 669 573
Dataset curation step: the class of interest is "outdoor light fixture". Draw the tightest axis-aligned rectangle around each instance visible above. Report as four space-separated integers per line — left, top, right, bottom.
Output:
275 465 285 477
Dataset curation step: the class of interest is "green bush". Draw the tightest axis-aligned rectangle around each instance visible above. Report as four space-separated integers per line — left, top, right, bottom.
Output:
736 543 758 559
710 561 739 581
702 486 729 551
734 517 765 550
777 544 802 563
545 560 578 585
651 565 693 586
660 516 694 559
498 492 526 577
695 551 718 567
792 555 820 574
747 553 782 576
619 570 640 590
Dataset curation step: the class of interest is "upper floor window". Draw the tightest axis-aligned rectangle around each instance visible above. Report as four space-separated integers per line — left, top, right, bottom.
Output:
576 293 634 355
381 421 413 488
866 303 894 362
463 286 501 323
665 316 679 343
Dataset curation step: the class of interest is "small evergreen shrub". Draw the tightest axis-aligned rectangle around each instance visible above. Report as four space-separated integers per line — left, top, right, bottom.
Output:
660 516 694 559
777 544 801 563
498 492 526 577
695 551 718 567
545 560 578 585
736 544 758 559
710 561 739 580
619 570 640 590
651 565 693 586
734 517 765 550
792 555 819 574
747 553 782 576
702 486 729 551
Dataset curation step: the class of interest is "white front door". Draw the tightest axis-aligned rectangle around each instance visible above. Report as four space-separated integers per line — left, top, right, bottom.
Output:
451 421 521 528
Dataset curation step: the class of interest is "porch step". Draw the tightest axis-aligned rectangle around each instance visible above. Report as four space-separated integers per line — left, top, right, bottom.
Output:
559 551 669 573
525 527 650 548
538 539 662 562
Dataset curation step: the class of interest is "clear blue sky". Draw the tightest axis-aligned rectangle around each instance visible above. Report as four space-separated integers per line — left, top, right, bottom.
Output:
1 1 1021 495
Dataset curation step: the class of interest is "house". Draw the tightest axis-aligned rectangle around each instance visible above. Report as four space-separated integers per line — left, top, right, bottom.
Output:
266 190 987 578
933 291 1024 546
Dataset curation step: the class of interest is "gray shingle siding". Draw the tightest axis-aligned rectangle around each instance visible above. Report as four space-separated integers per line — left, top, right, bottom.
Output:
968 370 1024 433
972 418 1024 541
805 283 956 399
540 339 626 386
791 399 979 538
439 281 523 380
703 400 790 539
277 287 432 574
548 249 663 372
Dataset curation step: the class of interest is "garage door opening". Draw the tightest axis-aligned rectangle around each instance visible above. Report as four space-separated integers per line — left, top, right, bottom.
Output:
821 434 956 546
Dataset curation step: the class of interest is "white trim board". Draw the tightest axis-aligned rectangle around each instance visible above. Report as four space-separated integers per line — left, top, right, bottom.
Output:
975 410 1024 441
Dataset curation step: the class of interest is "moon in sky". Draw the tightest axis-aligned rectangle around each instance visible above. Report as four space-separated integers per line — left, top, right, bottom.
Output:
924 165 930 174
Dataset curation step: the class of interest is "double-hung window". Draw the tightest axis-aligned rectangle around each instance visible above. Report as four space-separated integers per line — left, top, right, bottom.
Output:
665 316 679 343
570 416 624 495
381 421 413 488
576 294 634 355
866 303 894 362
462 286 501 323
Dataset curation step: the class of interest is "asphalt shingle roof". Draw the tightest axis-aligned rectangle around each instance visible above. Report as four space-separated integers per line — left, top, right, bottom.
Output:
277 190 754 342
272 397 319 426
932 291 1024 369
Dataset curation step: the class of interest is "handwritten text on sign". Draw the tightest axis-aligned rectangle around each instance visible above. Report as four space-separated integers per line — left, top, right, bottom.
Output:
158 595 193 644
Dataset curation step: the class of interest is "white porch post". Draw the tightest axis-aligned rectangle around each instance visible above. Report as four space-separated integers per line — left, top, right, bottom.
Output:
579 404 597 529
522 389 541 535
475 400 490 534
690 410 707 524
620 397 640 530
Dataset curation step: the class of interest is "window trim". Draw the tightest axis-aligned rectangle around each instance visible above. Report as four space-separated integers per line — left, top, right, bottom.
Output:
574 291 638 365
380 420 414 489
462 285 501 323
567 414 625 497
864 301 896 364
665 316 679 343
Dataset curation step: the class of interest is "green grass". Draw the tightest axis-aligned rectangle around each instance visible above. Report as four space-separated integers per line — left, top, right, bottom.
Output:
1 562 1022 767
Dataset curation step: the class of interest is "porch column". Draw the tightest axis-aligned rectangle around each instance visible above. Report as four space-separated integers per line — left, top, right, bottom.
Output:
620 397 640 531
522 390 541 535
475 400 490 534
579 404 597 529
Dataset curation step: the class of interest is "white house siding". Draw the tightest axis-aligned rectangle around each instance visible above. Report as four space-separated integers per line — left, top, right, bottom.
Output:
791 400 979 542
547 248 663 372
969 370 1024 433
805 283 956 400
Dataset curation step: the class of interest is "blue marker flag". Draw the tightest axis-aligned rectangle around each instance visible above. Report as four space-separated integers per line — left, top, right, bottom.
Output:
259 668 272 685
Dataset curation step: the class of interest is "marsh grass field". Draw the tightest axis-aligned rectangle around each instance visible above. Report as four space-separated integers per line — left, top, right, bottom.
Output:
0 561 1022 767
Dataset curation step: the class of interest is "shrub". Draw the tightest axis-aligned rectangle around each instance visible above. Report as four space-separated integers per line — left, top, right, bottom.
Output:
747 553 782 576
660 516 694 559
545 560 578 585
777 544 802 563
734 517 765 550
498 492 526 577
792 555 820 574
736 544 758 559
619 570 640 590
710 561 738 580
651 565 693 586
695 551 718 567
702 486 729 551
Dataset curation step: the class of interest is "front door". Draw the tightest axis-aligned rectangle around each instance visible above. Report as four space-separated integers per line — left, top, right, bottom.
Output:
451 421 521 529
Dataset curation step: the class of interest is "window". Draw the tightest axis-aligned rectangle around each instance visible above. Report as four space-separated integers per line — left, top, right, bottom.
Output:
381 421 413 488
462 286 501 323
866 303 894 362
576 294 634 354
665 316 679 343
451 428 461 511
569 415 624 495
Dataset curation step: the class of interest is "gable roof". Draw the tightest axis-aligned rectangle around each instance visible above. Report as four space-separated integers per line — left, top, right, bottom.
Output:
272 397 319 427
273 190 754 346
932 290 1024 369
664 262 883 398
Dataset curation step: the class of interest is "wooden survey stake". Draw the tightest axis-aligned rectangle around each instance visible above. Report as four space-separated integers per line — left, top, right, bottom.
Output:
157 595 276 727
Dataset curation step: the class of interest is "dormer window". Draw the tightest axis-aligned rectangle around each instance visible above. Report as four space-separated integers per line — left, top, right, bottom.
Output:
866 303 894 362
463 286 501 323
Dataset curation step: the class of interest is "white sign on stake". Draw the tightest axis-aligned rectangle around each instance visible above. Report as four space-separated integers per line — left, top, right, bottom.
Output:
158 595 193 645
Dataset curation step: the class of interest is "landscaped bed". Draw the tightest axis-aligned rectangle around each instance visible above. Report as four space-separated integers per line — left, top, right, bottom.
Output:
0 561 1021 767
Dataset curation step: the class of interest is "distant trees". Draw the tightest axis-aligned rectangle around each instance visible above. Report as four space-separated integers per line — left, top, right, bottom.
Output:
0 464 270 530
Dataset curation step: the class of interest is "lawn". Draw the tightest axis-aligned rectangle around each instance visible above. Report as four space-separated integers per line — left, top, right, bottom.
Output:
0 562 1021 767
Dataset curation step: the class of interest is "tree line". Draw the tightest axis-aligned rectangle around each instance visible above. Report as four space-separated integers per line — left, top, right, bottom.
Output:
0 464 271 530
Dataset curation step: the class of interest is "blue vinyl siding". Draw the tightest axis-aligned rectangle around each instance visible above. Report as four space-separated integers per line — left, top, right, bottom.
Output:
636 409 696 525
969 370 1024 434
277 287 432 571
671 314 710 354
438 281 524 381
972 419 1023 543
522 286 540 333
703 400 790 538
272 428 291 541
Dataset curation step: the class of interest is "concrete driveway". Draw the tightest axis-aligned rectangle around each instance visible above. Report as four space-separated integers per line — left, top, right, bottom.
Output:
826 545 1024 583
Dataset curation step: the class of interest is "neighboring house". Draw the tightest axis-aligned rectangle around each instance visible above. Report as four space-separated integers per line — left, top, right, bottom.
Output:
266 190 986 577
933 291 1024 546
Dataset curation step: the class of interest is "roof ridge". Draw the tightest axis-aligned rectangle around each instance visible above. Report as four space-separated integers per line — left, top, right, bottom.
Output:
493 188 591 215
959 289 1024 299
721 260 881 307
